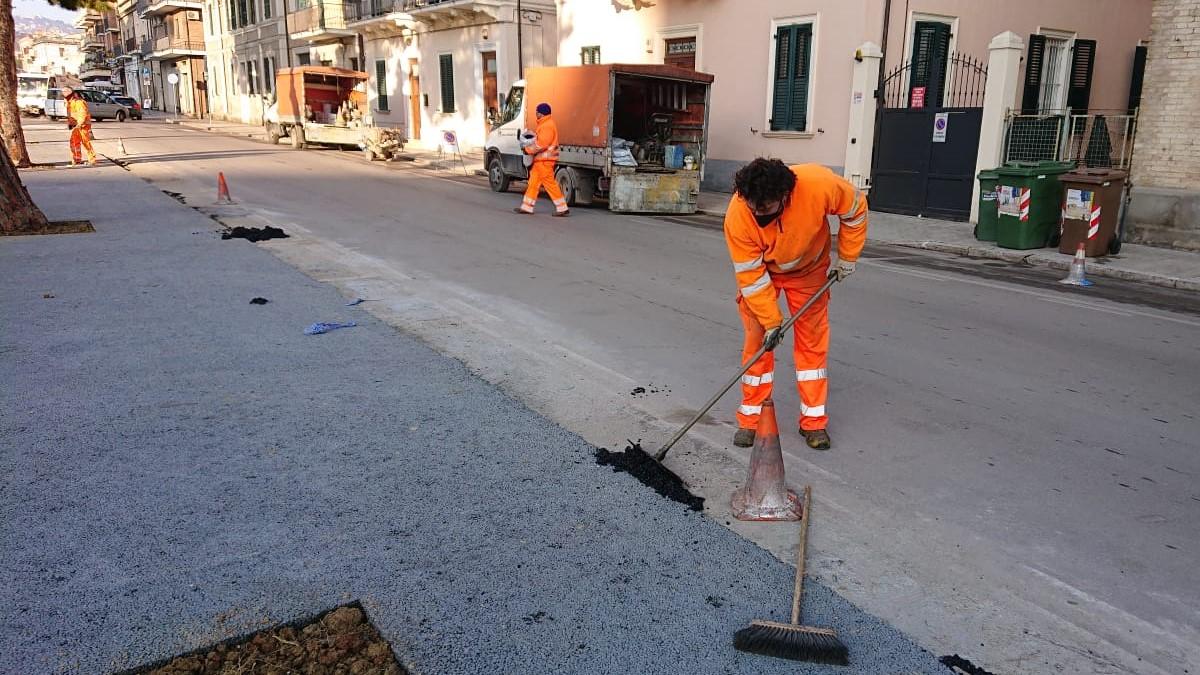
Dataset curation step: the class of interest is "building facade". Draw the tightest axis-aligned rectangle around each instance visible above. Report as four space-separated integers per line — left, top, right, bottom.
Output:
350 0 557 149
202 0 289 124
75 8 122 90
143 0 209 116
556 0 1152 192
16 33 83 77
1129 0 1200 250
116 0 151 104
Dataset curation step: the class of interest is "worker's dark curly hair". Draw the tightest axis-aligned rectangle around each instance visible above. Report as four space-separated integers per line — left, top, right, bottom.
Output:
732 158 796 208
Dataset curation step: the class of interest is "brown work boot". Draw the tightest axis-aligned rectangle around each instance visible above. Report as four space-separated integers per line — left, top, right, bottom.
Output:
552 209 570 218
733 427 756 448
513 207 532 214
801 428 831 450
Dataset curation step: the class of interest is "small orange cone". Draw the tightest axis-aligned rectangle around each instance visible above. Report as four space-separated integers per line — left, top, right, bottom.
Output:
216 172 233 204
731 399 803 521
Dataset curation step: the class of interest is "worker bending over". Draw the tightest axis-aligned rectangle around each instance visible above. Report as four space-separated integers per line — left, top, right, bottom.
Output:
63 86 97 167
724 158 868 450
514 103 569 217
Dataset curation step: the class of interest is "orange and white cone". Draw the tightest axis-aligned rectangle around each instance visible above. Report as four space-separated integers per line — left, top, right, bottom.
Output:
731 399 803 521
1059 242 1093 286
216 172 233 204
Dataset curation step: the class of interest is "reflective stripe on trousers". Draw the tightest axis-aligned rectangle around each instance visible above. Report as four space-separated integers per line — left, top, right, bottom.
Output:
735 269 830 431
521 161 567 213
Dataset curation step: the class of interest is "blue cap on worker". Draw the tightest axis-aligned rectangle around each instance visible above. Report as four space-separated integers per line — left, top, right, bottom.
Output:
536 103 552 116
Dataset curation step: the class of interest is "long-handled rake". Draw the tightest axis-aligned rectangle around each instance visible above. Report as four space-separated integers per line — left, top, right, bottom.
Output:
733 485 849 665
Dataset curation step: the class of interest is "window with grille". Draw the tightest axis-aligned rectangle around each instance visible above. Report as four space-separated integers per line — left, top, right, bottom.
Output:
375 59 389 111
769 22 813 132
581 46 601 65
439 53 455 112
1039 36 1070 111
1022 33 1095 113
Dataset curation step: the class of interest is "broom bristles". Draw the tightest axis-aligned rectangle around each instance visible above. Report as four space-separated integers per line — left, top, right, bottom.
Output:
733 620 849 666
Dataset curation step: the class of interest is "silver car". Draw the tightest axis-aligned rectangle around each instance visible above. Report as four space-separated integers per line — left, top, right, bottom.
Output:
44 88 132 122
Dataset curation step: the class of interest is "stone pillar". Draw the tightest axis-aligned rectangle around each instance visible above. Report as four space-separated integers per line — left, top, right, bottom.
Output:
842 42 882 191
972 31 1024 223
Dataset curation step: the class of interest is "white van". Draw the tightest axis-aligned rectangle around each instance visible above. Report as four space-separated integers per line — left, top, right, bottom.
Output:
44 88 131 122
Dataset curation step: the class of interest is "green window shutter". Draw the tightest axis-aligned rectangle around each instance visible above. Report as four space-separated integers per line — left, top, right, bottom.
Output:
1066 39 1096 112
1021 34 1047 113
263 0 271 19
770 24 813 132
375 60 388 111
770 25 793 131
910 21 950 107
439 53 455 113
788 23 812 131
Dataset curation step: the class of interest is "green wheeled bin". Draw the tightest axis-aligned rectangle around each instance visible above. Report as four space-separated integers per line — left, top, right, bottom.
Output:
976 169 1000 241
994 161 1074 249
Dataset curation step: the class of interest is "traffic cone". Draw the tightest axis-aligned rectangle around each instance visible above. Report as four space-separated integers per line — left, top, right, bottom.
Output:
1059 242 1093 286
730 399 803 521
216 172 233 204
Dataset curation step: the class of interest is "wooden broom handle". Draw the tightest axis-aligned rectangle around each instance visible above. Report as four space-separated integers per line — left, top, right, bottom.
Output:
791 485 813 625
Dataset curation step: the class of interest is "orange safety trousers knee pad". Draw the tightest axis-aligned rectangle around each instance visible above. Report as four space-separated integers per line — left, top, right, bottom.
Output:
736 269 830 432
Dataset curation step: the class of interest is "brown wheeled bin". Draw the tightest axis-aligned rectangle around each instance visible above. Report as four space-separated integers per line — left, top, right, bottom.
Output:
1059 168 1127 257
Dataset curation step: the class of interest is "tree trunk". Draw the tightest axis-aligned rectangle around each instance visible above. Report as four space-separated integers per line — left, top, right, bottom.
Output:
0 0 33 168
0 135 50 233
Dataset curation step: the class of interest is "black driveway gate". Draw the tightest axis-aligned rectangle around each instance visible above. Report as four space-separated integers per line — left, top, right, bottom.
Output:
870 53 987 221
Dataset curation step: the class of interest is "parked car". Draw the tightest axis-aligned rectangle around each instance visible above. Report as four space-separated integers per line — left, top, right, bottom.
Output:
108 95 143 120
44 88 132 122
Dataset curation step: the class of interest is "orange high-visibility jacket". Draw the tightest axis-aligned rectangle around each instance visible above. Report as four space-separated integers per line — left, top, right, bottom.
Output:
724 164 869 329
67 96 92 127
524 114 560 163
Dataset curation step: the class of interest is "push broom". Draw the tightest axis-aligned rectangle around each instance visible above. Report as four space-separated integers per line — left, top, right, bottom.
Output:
733 485 849 665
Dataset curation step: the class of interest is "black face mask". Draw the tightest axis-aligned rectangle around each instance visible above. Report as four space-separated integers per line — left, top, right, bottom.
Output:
753 209 782 227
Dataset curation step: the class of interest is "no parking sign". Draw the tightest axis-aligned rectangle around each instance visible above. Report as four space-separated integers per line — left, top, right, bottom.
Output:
932 112 949 143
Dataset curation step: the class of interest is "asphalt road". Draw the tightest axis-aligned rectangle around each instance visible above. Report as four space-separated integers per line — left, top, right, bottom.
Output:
22 118 1199 674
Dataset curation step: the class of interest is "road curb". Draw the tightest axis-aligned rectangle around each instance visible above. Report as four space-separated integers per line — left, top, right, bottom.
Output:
697 208 1197 293
887 240 1200 292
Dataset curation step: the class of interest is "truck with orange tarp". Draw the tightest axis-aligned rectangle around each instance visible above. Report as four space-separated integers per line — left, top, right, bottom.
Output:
484 64 714 213
264 66 405 161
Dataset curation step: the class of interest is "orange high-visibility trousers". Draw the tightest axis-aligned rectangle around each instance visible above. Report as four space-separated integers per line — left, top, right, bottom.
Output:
736 269 830 432
519 161 568 213
70 125 96 165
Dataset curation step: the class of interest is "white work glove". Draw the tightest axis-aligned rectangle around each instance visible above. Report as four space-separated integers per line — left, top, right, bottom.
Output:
833 260 856 281
762 326 785 352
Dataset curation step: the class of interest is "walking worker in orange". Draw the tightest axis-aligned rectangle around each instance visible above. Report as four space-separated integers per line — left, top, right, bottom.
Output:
63 86 97 167
724 158 868 450
513 102 569 217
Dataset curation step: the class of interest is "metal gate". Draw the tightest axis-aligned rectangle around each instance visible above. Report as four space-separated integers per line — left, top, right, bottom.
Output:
870 53 987 221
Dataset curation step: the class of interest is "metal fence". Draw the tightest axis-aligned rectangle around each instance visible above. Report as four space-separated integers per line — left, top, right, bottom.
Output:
1003 109 1138 169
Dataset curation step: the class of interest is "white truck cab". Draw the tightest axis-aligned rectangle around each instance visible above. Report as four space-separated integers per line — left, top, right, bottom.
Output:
484 80 529 194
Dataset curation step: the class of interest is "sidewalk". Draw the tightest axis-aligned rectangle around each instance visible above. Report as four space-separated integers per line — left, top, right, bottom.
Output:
1 164 944 671
698 191 1200 292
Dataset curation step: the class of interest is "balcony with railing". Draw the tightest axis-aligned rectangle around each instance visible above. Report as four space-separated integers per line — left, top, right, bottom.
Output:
147 29 205 59
141 0 204 18
288 1 356 41
82 33 106 50
80 56 112 79
345 0 415 34
399 0 503 23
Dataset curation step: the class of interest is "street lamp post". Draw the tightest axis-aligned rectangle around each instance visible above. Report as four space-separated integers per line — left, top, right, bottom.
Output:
516 0 523 79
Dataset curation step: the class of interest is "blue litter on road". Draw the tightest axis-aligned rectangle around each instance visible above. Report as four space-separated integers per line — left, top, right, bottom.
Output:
304 321 357 335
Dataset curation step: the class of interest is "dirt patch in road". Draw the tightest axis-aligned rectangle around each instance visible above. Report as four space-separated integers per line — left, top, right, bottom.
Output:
120 604 407 675
1 220 95 237
595 442 704 512
221 225 289 242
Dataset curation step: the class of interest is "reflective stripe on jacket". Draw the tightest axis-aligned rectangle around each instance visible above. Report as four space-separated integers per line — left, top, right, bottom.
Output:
524 114 560 163
723 164 869 328
67 96 92 127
